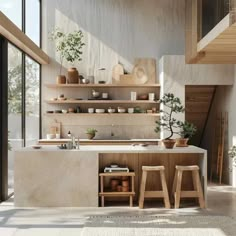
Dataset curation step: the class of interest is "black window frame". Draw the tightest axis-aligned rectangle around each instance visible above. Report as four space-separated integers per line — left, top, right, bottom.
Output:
0 0 42 201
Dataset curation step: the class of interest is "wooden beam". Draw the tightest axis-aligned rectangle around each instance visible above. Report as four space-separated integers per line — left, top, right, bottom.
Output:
0 11 49 65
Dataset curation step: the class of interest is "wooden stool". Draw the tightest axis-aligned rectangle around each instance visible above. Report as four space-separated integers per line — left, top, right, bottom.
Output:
139 166 170 209
172 165 205 209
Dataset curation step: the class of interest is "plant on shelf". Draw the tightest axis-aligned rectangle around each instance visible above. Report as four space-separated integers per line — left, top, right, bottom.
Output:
86 128 98 140
228 145 236 167
49 28 85 84
176 121 197 147
155 93 184 149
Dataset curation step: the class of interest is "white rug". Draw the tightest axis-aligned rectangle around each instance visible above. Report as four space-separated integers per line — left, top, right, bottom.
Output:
81 215 236 236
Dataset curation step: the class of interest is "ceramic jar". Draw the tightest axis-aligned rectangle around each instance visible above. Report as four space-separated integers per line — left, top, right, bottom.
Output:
57 75 66 84
67 68 79 84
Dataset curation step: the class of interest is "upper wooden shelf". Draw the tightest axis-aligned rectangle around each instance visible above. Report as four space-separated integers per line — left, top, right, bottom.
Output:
45 83 160 88
45 100 159 104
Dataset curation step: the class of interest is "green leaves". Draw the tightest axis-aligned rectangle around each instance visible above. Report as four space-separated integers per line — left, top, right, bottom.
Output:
229 146 236 166
49 28 85 64
179 121 197 138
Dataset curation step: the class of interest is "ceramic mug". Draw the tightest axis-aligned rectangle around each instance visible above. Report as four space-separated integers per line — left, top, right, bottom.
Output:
56 133 60 139
88 108 95 113
149 93 155 101
130 92 137 101
128 108 134 114
102 93 108 99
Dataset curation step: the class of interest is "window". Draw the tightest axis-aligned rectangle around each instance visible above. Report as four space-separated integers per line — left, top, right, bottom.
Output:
0 0 22 29
25 56 40 146
25 0 40 46
0 0 41 199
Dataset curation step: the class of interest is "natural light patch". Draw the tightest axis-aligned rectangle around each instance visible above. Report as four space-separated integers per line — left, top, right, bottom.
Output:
54 9 133 84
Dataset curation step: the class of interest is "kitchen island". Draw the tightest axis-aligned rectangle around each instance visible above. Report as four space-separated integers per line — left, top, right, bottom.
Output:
14 145 207 207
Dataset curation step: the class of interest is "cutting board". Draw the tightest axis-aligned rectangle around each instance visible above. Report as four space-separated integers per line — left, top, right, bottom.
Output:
134 58 157 84
112 64 124 84
120 74 135 84
49 122 61 136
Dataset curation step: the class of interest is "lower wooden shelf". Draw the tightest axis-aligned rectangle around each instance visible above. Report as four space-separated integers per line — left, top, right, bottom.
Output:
99 192 135 197
99 172 135 207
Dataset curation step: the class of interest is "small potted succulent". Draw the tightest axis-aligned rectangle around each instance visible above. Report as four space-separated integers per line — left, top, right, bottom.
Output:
49 28 85 84
86 128 98 140
176 121 197 147
155 93 185 149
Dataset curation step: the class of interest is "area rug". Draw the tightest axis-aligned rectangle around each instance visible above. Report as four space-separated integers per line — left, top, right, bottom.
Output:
81 215 236 236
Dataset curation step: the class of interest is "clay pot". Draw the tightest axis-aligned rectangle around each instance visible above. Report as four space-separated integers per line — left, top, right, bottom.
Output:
67 68 79 84
176 138 189 147
87 133 95 140
162 139 176 149
57 75 66 84
122 180 129 187
117 185 122 192
111 179 119 191
122 186 129 192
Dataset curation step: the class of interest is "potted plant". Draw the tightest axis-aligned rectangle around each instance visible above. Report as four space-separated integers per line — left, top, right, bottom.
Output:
49 28 85 84
86 128 98 140
176 121 197 147
155 93 185 149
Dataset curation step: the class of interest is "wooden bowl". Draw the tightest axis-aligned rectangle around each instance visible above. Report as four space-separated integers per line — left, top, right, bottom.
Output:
138 94 148 100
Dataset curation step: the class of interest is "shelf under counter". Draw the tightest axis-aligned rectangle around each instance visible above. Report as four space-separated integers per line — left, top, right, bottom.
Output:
44 113 160 117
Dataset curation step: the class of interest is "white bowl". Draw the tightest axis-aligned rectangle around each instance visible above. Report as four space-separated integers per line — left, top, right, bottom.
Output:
108 108 116 113
128 108 134 114
96 109 105 113
62 110 68 114
118 108 126 113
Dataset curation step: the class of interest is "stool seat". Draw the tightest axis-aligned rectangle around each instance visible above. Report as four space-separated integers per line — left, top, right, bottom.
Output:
142 166 165 171
172 165 205 209
176 165 199 171
139 165 170 209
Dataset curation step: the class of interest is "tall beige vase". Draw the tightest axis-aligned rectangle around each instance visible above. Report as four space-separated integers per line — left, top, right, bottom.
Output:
67 68 79 84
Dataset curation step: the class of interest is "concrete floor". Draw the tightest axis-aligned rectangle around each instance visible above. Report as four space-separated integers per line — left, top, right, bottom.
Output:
0 185 236 235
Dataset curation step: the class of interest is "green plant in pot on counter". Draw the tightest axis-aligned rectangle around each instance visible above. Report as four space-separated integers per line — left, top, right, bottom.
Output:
86 128 98 140
49 28 85 84
155 93 184 149
176 121 197 147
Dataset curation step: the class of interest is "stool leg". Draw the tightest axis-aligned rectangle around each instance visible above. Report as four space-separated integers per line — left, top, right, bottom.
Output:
175 170 183 209
130 196 133 207
160 170 171 209
193 170 205 209
172 170 177 204
139 170 147 209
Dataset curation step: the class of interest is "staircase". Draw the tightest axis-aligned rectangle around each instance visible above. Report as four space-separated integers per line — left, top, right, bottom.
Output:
185 85 216 146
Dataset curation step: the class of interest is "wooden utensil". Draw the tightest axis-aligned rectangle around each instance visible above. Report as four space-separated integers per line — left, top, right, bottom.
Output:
112 64 124 84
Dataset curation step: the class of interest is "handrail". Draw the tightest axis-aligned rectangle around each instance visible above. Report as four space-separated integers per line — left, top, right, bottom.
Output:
0 11 49 65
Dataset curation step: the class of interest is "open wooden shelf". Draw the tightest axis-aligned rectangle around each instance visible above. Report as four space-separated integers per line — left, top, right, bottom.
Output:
99 172 135 177
45 100 159 104
45 113 160 117
45 83 160 88
99 192 135 196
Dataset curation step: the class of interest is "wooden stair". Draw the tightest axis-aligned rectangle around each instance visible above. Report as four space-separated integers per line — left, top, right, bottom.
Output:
185 85 216 146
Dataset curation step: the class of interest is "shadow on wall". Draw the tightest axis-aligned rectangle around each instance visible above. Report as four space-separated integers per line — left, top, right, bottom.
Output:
43 0 185 79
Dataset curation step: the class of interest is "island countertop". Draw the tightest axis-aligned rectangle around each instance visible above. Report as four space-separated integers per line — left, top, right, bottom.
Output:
14 145 207 207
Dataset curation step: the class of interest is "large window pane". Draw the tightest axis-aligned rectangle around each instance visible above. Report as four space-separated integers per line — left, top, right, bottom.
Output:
0 0 22 29
8 43 23 195
25 56 40 146
26 0 40 46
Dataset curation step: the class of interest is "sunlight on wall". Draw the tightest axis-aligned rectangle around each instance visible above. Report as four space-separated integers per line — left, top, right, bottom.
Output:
54 9 133 83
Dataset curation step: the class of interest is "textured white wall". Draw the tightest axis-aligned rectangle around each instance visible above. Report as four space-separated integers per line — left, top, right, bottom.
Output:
41 0 185 138
201 66 236 185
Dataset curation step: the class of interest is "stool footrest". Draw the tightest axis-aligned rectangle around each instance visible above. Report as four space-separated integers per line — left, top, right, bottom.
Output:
144 191 164 198
175 191 199 198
